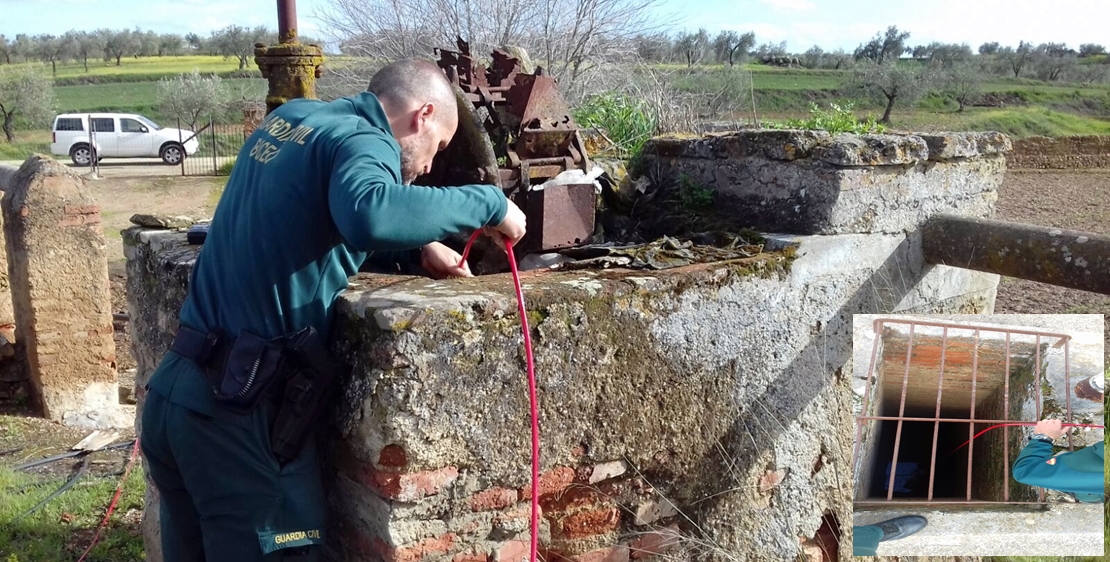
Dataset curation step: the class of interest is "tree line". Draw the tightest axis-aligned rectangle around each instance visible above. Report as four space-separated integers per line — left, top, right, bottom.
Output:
0 26 325 74
631 26 1108 82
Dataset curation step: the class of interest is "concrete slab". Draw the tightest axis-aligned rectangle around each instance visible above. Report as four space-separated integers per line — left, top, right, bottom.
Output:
854 504 1105 557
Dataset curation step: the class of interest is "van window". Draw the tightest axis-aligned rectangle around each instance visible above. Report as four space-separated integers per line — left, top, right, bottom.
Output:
121 118 146 133
90 118 115 133
54 118 84 131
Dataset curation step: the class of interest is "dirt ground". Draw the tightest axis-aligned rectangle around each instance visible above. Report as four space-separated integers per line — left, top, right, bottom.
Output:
992 169 1110 359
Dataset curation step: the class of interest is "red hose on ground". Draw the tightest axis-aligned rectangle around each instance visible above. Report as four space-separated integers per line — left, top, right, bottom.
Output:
460 230 539 562
948 422 1104 456
77 438 142 562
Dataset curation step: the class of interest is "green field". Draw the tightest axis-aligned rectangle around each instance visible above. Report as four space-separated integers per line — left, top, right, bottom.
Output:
54 78 267 119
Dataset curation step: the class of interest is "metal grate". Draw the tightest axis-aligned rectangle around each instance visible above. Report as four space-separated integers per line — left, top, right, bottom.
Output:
853 318 1075 506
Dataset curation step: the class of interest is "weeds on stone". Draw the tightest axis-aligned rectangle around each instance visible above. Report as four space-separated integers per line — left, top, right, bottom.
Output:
769 102 887 135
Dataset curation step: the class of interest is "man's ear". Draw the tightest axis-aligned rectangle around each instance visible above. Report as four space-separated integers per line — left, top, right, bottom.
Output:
415 103 435 131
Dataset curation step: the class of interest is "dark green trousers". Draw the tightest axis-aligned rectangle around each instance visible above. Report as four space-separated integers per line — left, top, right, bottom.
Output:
141 390 326 561
852 525 883 556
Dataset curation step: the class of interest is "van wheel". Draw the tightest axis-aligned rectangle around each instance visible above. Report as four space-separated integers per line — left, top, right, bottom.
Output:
70 144 94 167
160 143 185 165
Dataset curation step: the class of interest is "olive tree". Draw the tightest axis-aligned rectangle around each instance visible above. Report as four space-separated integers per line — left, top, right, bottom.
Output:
0 65 56 142
942 61 984 111
157 70 228 131
845 60 929 124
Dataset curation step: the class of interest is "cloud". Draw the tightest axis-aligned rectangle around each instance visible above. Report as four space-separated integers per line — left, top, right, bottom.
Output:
757 0 817 12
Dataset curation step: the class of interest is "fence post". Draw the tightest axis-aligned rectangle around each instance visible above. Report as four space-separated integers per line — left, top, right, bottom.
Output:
211 118 217 176
178 117 185 177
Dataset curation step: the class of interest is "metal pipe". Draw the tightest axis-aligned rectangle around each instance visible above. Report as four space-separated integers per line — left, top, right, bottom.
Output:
277 0 298 43
921 214 1110 295
1065 338 1073 451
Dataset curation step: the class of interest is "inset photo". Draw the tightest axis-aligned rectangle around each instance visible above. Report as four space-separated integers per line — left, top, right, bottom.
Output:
850 314 1105 558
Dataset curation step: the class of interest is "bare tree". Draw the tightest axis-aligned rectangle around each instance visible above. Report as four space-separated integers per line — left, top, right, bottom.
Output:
846 60 929 124
319 0 668 85
158 70 229 131
0 65 56 142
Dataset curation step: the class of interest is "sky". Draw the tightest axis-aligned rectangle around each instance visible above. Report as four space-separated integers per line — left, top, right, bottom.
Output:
1 0 1108 54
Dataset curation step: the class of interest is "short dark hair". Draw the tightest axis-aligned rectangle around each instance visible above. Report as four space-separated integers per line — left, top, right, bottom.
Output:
368 58 456 121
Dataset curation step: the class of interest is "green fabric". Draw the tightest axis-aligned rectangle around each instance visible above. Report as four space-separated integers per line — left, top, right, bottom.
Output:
852 525 883 556
148 91 508 417
141 391 323 561
1012 440 1104 500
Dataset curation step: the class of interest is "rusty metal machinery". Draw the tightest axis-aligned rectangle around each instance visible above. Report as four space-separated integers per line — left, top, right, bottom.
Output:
418 38 596 254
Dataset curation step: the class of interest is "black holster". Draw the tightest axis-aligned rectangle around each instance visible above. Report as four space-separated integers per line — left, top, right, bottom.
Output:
171 324 348 463
269 326 350 464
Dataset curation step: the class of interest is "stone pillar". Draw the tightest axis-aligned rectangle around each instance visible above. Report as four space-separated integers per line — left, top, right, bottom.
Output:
0 163 22 401
0 155 124 427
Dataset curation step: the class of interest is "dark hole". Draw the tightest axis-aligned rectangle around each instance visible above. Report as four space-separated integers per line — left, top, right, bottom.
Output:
868 419 971 499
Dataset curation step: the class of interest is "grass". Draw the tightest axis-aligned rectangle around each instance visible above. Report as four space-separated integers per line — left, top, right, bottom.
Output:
0 463 146 561
13 56 249 82
967 107 1110 138
54 78 268 121
0 131 51 162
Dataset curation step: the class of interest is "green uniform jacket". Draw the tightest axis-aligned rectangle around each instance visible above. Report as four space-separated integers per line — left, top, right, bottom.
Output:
147 92 508 423
1012 439 1104 501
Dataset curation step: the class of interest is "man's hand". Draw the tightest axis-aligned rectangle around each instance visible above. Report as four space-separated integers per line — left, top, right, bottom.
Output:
1034 419 1066 440
487 199 526 251
421 242 472 279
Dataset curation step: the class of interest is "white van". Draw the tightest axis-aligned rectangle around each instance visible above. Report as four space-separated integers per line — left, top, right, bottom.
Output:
50 113 200 166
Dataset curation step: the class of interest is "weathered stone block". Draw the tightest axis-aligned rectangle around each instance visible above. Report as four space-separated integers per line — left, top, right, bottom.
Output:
640 130 1010 235
1 155 123 427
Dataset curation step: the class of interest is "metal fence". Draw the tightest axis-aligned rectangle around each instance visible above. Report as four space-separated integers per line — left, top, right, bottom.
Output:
853 318 1078 506
176 117 249 177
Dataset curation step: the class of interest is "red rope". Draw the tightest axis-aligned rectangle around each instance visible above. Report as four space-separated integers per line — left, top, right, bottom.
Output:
460 231 539 562
77 438 141 562
947 422 1104 456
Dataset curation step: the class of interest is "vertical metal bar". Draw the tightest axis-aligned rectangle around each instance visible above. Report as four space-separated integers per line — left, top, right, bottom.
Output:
966 329 979 501
1064 337 1073 451
1035 334 1044 504
210 119 217 176
1003 331 1011 502
852 320 884 475
886 323 915 501
1035 335 1042 419
927 326 948 500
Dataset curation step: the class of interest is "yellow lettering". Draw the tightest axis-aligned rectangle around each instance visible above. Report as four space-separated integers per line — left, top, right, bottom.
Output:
307 529 321 539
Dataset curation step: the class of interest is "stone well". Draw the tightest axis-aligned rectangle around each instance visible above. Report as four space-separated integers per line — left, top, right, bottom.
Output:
126 130 1009 562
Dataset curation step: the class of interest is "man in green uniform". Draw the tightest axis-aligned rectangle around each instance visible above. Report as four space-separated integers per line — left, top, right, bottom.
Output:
140 58 527 561
1012 419 1105 502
